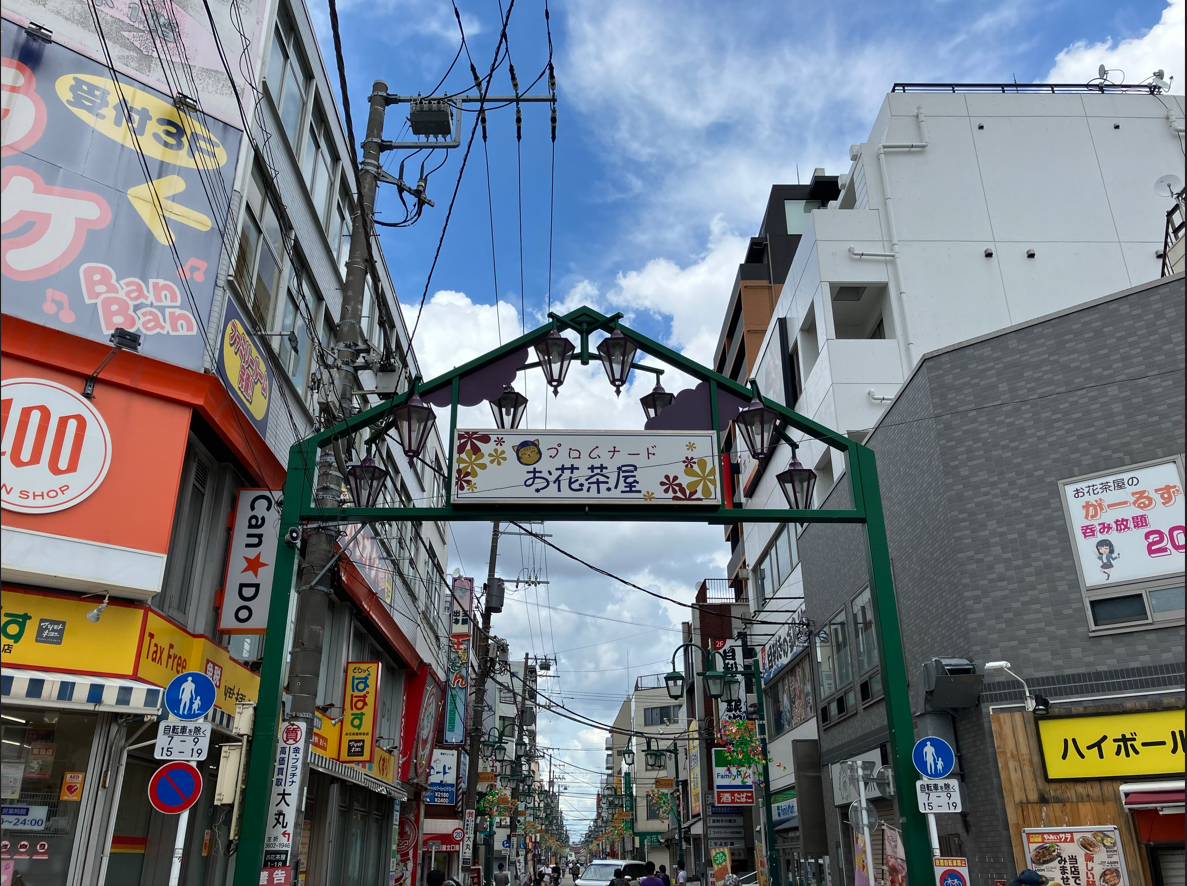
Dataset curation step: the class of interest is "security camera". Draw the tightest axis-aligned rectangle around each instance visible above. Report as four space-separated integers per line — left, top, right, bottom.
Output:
285 526 302 547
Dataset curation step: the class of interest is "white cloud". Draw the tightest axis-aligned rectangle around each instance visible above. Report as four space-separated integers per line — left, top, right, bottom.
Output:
1046 0 1183 90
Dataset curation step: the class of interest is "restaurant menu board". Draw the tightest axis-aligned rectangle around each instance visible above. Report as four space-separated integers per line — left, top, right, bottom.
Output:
1023 827 1127 886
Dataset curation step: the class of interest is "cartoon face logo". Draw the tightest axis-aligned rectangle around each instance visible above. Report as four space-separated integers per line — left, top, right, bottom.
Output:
514 440 542 465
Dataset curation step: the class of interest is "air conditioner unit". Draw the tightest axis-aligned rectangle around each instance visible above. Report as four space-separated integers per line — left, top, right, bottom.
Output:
921 658 983 710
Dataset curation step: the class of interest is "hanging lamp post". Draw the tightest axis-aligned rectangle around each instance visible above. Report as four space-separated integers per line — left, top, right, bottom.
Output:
535 330 576 396
391 392 436 459
596 329 638 396
734 393 780 460
491 384 529 429
345 454 390 508
640 383 676 421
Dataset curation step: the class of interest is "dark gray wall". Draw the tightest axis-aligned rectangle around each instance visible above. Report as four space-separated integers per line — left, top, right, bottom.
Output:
796 276 1186 882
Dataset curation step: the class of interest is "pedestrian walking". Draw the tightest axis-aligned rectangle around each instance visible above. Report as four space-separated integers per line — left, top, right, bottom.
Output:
658 865 670 886
495 863 512 886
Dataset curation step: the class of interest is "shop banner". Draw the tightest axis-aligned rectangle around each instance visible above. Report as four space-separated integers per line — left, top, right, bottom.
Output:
217 488 281 634
884 825 907 886
771 788 797 826
1037 709 1185 779
710 847 731 886
1059 458 1185 589
216 297 271 439
461 809 476 867
398 665 444 786
428 748 459 805
340 661 380 764
712 748 754 806
2 358 191 598
451 430 719 505
853 830 872 886
1 20 240 372
688 720 702 818
761 621 807 685
444 576 473 745
1023 827 1126 885
392 802 420 886
1 588 258 715
712 638 750 722
342 523 397 604
263 721 308 868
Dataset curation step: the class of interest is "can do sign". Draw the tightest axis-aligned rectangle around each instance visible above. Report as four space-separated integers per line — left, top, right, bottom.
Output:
1 378 112 513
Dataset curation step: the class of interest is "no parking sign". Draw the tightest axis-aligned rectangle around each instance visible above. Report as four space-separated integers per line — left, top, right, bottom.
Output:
148 761 203 815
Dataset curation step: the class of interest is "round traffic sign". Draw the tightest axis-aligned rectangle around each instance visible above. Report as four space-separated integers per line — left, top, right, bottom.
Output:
912 736 954 779
148 761 203 814
164 671 216 721
936 867 968 886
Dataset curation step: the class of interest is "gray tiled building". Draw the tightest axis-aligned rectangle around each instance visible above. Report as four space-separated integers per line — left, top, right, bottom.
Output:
795 274 1185 885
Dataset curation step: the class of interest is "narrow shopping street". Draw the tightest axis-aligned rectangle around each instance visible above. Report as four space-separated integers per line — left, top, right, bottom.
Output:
1 1 1184 885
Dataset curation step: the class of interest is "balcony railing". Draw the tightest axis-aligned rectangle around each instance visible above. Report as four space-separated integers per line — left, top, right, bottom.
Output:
695 578 743 604
634 674 666 691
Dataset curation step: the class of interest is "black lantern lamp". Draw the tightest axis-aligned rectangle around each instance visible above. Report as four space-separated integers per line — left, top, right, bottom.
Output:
664 669 685 700
622 748 635 766
345 454 389 508
535 330 576 396
640 383 676 421
392 392 436 459
491 384 529 429
776 451 817 511
734 393 780 460
596 329 638 396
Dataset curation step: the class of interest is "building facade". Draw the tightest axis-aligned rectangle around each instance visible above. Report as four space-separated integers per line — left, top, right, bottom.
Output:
797 275 1184 884
0 0 453 880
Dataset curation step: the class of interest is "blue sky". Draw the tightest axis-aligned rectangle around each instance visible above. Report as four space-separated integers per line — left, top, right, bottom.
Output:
315 0 1182 834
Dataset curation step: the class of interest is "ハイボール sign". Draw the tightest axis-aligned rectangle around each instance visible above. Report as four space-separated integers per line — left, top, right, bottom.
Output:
1 378 111 514
1037 709 1185 779
451 430 719 505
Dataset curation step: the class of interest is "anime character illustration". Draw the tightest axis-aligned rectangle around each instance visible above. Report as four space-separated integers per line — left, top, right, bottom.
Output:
1096 538 1119 580
514 440 542 465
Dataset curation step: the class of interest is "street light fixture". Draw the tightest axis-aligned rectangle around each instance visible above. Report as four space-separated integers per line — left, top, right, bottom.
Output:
596 329 637 396
640 383 676 421
345 454 390 508
664 669 686 700
723 674 742 703
775 452 816 512
622 748 635 766
984 660 1048 713
734 393 781 460
391 392 436 459
535 330 576 396
516 735 528 758
491 384 529 429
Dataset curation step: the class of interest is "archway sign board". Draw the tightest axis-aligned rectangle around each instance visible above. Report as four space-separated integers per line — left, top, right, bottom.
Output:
231 307 932 886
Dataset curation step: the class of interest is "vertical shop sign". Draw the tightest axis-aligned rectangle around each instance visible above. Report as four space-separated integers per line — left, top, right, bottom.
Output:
444 576 473 744
391 803 420 886
0 21 240 371
340 662 380 764
428 748 459 804
461 808 476 867
688 720 702 817
216 297 271 437
712 638 748 722
217 489 282 633
263 721 308 869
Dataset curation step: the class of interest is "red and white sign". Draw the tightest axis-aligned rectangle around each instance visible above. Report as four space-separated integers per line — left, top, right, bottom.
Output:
1 377 111 513
218 489 281 634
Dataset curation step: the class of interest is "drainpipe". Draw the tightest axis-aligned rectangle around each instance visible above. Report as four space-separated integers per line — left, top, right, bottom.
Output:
849 106 929 372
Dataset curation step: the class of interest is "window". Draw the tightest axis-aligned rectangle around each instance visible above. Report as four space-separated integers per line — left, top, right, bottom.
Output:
769 654 814 738
278 268 320 393
643 705 680 728
787 344 803 408
302 114 335 224
265 12 308 145
754 525 798 605
816 610 855 726
783 200 822 236
159 440 218 623
852 589 878 674
233 167 285 326
327 188 353 279
645 795 669 821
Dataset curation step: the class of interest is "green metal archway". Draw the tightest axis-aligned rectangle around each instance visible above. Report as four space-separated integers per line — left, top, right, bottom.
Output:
233 306 933 885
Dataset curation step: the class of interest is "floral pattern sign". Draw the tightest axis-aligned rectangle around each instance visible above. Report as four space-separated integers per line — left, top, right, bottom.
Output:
451 430 719 505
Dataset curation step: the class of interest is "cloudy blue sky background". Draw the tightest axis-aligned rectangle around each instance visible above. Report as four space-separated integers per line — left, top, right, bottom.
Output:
313 0 1183 833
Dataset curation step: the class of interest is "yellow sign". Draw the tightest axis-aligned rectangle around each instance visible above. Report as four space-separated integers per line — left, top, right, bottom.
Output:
1037 709 1186 779
689 720 702 817
312 711 342 759
340 661 380 764
221 318 270 422
55 75 229 169
711 847 731 884
654 777 675 790
2 589 142 674
478 771 496 783
126 176 213 245
1 588 258 715
60 771 85 801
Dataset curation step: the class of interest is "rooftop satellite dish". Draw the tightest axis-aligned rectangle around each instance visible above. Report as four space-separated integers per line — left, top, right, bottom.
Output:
1099 64 1108 79
1155 174 1183 197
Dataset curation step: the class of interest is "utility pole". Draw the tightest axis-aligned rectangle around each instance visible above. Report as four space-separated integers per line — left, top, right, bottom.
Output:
508 653 531 880
283 81 388 869
465 523 500 821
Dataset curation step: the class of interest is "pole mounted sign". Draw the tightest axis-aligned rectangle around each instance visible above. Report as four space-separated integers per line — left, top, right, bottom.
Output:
164 671 217 722
218 489 282 634
912 737 954 780
147 761 203 815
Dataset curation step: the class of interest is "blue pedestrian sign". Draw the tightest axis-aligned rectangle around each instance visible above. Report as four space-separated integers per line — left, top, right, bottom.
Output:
912 736 954 779
503 839 510 848
164 671 216 721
